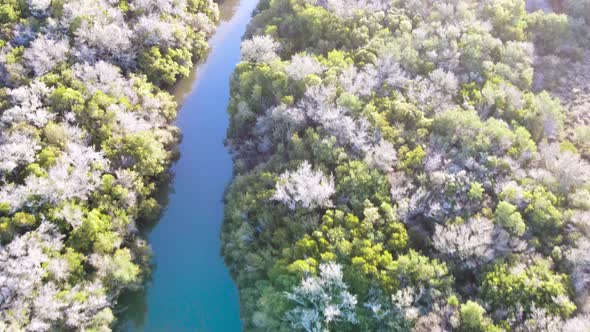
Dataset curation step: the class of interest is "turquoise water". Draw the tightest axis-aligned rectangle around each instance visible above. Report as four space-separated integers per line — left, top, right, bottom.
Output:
116 0 257 330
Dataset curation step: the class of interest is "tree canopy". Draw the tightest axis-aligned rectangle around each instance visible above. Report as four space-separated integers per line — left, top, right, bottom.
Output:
0 0 219 330
222 0 590 331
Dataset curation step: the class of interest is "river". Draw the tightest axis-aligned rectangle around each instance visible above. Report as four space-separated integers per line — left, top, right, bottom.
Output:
116 0 258 330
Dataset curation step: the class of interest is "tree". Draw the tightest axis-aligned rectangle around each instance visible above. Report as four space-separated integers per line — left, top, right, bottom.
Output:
221 0 590 329
285 53 325 80
255 104 307 149
272 161 335 210
567 238 590 308
138 46 193 87
27 0 51 17
241 35 279 64
538 143 590 194
90 249 141 290
1 80 54 128
335 160 390 213
388 250 451 293
315 0 390 19
566 0 590 21
524 187 564 240
459 301 500 332
364 139 397 172
0 222 114 331
69 2 133 65
285 262 358 332
481 259 576 318
460 301 486 331
433 217 497 268
526 11 570 54
0 0 219 329
23 35 69 76
134 15 177 48
524 92 563 142
111 131 170 177
0 132 40 173
563 315 590 332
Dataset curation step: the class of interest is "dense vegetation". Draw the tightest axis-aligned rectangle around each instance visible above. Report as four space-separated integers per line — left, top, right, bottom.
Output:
222 0 590 331
0 0 218 330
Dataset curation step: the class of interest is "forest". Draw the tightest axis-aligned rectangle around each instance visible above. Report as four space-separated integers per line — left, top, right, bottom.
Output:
0 0 218 330
221 0 590 331
1 0 590 331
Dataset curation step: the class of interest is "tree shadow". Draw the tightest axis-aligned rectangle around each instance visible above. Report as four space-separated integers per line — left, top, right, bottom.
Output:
113 171 173 331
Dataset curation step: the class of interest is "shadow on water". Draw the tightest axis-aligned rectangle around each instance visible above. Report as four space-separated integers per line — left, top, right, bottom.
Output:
115 0 258 330
172 0 244 105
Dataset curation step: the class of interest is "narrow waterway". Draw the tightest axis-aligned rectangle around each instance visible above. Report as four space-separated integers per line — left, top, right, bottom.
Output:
116 0 258 330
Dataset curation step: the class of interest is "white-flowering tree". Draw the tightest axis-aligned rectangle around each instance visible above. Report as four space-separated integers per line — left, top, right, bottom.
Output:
0 223 63 329
33 143 107 204
61 0 133 65
338 64 380 97
0 0 219 329
23 35 70 76
563 315 590 332
514 306 590 332
133 15 178 47
0 142 107 213
60 282 113 330
285 53 325 80
285 262 358 331
373 54 410 90
0 132 40 174
537 143 590 194
517 306 564 332
115 109 155 133
131 0 188 15
1 81 54 128
29 283 67 331
272 161 335 210
307 0 390 18
364 139 397 172
27 0 51 17
0 223 117 331
241 35 279 63
433 217 497 268
255 104 307 151
301 88 371 153
406 70 458 115
72 61 136 100
567 238 590 311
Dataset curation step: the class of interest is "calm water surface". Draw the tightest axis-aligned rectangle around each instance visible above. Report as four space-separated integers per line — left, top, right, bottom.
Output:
117 0 258 330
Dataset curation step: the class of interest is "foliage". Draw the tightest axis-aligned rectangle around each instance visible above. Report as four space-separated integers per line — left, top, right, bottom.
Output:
272 161 335 210
0 0 219 329
285 262 358 331
222 0 590 330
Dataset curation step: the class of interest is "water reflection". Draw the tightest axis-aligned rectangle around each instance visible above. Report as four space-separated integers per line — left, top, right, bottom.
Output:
114 0 255 330
173 0 243 105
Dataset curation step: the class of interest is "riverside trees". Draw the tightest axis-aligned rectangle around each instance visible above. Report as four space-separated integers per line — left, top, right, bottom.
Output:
222 0 590 330
0 0 219 330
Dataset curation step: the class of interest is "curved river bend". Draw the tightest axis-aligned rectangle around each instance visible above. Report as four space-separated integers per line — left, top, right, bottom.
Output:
117 0 258 330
